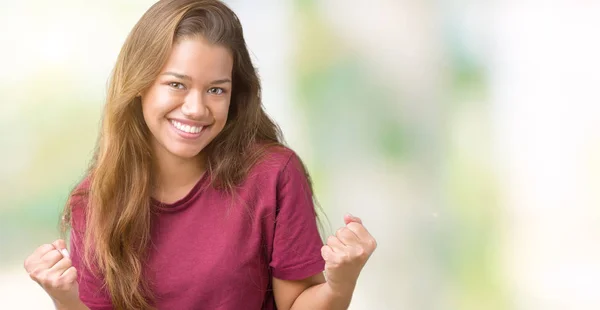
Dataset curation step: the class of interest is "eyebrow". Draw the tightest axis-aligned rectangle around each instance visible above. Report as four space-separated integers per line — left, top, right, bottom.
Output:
161 72 232 84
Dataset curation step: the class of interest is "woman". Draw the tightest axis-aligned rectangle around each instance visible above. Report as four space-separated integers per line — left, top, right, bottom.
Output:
23 0 377 309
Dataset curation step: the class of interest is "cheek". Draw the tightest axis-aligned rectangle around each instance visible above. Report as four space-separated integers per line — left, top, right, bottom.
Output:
142 89 179 119
211 100 231 125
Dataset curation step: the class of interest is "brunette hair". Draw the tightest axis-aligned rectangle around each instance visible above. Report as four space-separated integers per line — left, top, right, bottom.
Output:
60 1 319 308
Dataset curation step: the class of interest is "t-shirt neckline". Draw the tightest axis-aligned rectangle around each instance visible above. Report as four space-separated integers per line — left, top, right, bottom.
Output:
151 172 210 213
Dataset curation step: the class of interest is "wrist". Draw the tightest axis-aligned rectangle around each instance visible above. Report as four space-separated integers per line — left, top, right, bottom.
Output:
325 280 356 297
53 298 87 310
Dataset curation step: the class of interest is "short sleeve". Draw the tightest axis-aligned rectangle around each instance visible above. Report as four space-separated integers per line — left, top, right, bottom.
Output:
69 190 114 310
269 153 325 280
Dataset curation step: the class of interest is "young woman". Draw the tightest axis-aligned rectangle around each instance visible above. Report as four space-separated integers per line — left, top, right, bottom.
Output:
23 1 377 309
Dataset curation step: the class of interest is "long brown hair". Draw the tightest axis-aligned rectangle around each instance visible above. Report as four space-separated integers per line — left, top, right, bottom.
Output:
60 1 314 309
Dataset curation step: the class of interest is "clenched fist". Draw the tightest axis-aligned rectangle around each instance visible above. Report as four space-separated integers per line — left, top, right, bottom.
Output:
24 239 80 307
321 214 377 294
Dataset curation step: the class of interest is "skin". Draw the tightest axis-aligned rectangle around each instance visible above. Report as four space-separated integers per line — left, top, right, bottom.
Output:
23 37 377 309
141 37 233 203
23 240 87 310
279 214 377 310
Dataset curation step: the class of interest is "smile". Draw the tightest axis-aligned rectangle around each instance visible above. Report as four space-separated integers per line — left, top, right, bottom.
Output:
170 119 203 134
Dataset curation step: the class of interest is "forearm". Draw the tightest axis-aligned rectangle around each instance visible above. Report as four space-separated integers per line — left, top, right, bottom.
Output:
291 282 355 310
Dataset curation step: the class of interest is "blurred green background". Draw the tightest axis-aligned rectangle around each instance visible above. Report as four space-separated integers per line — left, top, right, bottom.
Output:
2 1 599 309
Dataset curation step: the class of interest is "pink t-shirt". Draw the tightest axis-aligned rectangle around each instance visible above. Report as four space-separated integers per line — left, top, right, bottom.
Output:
69 147 325 309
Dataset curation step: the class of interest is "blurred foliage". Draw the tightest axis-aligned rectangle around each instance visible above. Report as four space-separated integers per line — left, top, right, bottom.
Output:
293 0 506 309
1 0 511 309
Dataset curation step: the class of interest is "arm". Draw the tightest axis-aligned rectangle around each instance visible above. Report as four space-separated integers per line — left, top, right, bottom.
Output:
273 214 377 310
270 154 377 309
291 282 354 310
54 299 90 310
273 273 354 310
24 239 91 310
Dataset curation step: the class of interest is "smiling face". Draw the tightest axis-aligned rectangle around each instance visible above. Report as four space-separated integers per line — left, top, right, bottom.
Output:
140 37 234 162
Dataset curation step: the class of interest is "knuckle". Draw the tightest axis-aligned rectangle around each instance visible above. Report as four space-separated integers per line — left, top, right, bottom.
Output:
50 277 63 288
321 248 330 259
63 257 73 266
36 272 49 284
38 244 54 254
23 258 32 271
329 255 341 265
43 250 61 262
29 267 43 279
339 252 351 263
369 238 378 249
40 243 52 251
341 227 352 235
337 228 351 239
67 270 78 282
347 222 360 230
327 235 337 244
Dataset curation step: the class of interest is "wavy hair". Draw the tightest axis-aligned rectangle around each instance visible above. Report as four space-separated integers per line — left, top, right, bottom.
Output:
58 1 317 308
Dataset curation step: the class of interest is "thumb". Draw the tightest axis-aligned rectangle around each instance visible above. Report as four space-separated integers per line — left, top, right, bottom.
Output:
52 239 70 258
344 213 362 225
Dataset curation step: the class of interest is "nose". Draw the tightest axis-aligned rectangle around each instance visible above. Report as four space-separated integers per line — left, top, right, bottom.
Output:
181 90 209 120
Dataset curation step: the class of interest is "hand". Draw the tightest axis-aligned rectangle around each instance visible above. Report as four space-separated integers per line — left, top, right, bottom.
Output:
24 239 80 306
321 214 377 294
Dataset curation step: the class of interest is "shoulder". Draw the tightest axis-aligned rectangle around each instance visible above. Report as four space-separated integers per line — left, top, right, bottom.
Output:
68 175 92 231
249 145 306 179
245 145 313 200
69 175 91 207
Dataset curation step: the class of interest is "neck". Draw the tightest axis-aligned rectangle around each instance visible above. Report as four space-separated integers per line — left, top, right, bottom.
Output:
152 149 206 199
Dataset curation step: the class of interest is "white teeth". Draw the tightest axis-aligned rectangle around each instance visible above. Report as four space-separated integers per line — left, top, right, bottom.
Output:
170 120 202 134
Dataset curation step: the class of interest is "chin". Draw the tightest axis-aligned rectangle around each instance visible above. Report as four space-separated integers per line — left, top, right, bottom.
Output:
175 149 204 159
165 144 205 159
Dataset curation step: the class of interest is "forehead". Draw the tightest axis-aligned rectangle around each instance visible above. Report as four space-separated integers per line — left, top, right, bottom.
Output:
160 37 233 81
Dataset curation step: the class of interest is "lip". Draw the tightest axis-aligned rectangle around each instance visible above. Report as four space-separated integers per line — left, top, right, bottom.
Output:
169 118 209 127
168 119 207 140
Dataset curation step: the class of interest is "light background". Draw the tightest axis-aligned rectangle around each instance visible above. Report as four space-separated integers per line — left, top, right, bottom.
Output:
1 0 599 309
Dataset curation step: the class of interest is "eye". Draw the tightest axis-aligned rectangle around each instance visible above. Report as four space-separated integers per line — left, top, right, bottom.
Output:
168 82 186 90
207 87 225 95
